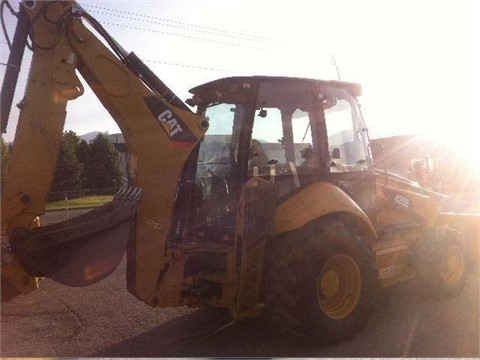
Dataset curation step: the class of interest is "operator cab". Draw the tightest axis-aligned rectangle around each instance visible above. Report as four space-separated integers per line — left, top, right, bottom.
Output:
175 76 374 241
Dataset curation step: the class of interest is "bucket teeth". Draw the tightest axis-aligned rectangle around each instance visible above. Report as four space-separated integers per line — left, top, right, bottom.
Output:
114 186 143 201
131 187 143 200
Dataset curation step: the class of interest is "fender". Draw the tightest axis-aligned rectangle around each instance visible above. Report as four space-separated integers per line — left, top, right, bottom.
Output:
274 181 377 239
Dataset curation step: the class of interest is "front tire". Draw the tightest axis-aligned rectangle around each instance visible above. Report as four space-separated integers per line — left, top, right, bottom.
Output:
264 219 377 344
416 227 466 298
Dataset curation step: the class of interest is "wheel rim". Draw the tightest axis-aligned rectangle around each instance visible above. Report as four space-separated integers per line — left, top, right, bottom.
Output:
441 245 465 285
317 254 362 320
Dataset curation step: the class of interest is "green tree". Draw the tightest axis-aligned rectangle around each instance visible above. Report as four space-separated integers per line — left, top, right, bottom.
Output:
77 139 89 164
76 139 89 184
51 131 83 193
84 133 122 191
1 136 11 188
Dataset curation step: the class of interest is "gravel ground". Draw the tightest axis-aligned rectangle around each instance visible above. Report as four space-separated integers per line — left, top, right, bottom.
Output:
0 210 478 357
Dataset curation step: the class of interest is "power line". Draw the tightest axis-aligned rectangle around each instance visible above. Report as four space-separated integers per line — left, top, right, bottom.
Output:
79 3 283 45
99 20 275 51
84 8 281 46
0 22 243 74
143 58 241 74
0 5 262 76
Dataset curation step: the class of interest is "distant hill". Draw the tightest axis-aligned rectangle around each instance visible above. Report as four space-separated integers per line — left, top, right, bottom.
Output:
80 132 125 143
80 131 101 142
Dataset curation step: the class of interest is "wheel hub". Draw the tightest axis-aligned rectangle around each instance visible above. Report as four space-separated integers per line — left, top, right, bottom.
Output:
320 270 340 298
317 254 362 320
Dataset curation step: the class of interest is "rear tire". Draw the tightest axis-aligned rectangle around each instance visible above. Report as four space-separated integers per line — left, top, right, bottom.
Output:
264 219 377 344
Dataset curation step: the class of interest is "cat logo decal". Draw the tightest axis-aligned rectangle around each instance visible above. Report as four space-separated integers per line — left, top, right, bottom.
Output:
143 96 197 147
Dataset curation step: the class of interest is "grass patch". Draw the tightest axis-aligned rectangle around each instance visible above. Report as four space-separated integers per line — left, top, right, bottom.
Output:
46 195 113 211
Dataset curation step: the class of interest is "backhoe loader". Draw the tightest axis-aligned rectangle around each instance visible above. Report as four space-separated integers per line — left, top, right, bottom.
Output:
1 0 478 344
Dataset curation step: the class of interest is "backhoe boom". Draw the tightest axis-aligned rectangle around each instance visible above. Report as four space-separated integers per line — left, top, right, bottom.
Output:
1 0 206 304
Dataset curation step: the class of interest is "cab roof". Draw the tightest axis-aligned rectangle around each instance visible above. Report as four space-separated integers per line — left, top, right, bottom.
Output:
189 76 362 99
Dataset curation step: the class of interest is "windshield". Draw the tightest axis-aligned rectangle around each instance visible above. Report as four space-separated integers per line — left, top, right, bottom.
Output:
325 88 371 172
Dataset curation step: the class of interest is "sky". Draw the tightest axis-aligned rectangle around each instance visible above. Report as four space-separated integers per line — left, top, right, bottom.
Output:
1 0 479 162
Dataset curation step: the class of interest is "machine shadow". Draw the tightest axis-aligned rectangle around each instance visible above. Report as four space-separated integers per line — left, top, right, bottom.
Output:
91 280 459 358
91 306 318 357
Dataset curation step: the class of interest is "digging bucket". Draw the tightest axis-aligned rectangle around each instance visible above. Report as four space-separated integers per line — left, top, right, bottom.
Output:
9 187 143 287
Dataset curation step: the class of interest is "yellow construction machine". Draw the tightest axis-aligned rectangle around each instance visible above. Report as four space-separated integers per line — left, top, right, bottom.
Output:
1 0 478 345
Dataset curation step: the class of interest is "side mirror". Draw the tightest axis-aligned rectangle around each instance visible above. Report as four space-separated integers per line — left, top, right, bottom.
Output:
258 109 267 118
